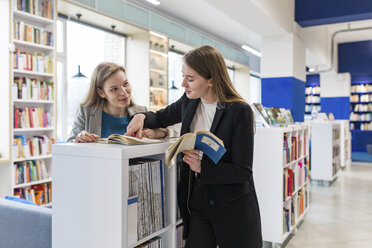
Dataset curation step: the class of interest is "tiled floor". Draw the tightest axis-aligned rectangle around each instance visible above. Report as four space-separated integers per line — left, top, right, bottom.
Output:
283 162 372 248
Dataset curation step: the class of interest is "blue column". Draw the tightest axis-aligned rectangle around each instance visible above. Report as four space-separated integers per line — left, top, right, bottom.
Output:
262 77 306 122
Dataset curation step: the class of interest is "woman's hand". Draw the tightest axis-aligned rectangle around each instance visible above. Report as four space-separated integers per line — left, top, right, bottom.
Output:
75 131 100 143
125 114 146 138
182 149 201 173
142 128 166 139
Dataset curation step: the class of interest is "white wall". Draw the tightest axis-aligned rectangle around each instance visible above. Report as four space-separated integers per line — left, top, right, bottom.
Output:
126 31 150 108
320 72 351 97
293 34 306 82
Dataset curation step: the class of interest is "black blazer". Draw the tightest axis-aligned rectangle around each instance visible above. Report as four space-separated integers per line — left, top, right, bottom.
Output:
143 93 262 246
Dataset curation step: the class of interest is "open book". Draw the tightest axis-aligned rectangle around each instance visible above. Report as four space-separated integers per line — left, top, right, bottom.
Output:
165 130 226 168
94 134 163 145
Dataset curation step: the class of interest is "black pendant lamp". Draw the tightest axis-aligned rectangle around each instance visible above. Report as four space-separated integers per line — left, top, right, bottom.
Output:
72 65 87 78
169 80 178 90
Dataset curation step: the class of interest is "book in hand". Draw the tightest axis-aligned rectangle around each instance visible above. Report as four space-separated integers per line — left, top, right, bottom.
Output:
165 130 226 168
94 134 163 145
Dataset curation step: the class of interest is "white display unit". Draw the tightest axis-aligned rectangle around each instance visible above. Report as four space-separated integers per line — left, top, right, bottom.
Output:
52 142 177 248
253 125 310 246
335 120 351 168
310 122 341 182
0 0 57 204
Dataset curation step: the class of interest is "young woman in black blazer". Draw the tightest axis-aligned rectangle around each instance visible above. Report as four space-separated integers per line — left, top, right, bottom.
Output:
126 45 262 248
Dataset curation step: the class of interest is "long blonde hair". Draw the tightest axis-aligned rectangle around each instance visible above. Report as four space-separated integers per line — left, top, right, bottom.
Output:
81 62 134 110
183 45 245 103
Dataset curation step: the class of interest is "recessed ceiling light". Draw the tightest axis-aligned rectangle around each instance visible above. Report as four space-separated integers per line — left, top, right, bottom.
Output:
145 0 160 5
308 68 315 72
242 45 261 57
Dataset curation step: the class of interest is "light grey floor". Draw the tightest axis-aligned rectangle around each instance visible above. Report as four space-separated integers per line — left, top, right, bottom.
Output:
280 162 372 248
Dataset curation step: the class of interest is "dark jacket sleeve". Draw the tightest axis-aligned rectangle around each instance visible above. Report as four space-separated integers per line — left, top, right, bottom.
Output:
143 94 187 129
201 103 254 184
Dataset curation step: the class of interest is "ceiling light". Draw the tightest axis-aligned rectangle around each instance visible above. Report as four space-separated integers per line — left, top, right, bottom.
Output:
308 68 315 72
145 0 160 5
242 45 261 57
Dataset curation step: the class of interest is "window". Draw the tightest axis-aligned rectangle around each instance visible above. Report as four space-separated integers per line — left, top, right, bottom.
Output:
168 51 184 104
57 17 126 142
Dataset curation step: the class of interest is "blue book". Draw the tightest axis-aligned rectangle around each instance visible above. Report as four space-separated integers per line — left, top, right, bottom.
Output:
165 130 226 167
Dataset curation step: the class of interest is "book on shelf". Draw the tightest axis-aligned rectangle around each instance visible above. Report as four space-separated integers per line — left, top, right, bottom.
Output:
165 130 226 168
94 134 162 145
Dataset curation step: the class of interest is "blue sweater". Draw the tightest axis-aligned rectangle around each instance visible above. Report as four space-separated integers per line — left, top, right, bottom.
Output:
101 111 130 138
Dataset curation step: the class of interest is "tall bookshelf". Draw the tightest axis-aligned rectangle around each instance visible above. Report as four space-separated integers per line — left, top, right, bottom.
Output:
349 81 372 131
7 0 56 206
310 122 341 183
253 125 310 246
149 32 168 112
305 83 321 115
335 120 351 168
52 142 177 248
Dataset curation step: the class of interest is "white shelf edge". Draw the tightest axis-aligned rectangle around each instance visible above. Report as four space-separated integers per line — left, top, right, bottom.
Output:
13 69 54 77
283 153 309 169
176 219 183 226
13 127 54 132
13 99 54 104
128 225 172 248
150 49 168 57
13 10 54 24
42 203 52 208
13 154 52 162
13 178 52 189
150 87 167 91
13 40 54 51
149 68 167 74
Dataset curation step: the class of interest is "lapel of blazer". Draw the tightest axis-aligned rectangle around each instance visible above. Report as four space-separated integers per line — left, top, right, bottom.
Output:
89 101 103 136
181 99 200 134
210 102 227 133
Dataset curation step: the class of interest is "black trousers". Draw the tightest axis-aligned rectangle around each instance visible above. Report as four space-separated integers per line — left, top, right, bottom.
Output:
185 177 217 248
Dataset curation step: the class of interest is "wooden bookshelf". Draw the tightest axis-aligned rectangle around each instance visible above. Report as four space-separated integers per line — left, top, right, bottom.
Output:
149 32 169 112
0 0 57 206
52 142 178 248
253 125 310 246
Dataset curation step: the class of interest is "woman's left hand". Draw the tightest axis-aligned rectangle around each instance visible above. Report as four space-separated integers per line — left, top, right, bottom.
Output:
142 128 166 139
182 149 201 173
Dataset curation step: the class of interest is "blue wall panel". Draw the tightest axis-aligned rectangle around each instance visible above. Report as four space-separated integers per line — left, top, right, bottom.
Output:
320 97 350 120
338 40 372 75
295 0 372 27
306 74 320 86
262 77 305 122
352 130 372 152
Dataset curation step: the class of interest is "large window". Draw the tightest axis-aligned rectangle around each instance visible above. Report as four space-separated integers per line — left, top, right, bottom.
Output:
57 17 126 142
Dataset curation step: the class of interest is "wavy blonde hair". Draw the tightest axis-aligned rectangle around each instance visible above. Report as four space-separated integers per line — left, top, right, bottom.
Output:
81 62 134 111
183 45 245 103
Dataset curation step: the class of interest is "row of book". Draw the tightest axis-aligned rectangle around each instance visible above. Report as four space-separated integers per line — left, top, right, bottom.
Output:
283 188 308 235
17 0 53 20
305 85 320 95
305 95 320 104
129 158 166 241
352 103 372 112
13 20 53 46
350 94 372 103
14 182 52 205
253 103 294 127
333 144 340 158
13 135 54 159
13 76 54 100
14 160 49 185
135 236 162 248
177 225 185 248
351 84 372 93
283 161 310 201
332 128 340 140
14 107 52 129
349 112 372 121
305 104 321 113
13 49 54 74
283 134 306 165
150 89 167 106
351 122 372 130
333 159 341 177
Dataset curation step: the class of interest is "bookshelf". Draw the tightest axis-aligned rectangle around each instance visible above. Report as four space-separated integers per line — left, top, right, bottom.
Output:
252 125 310 246
5 0 56 205
305 83 321 115
52 142 178 248
349 82 372 131
335 120 351 168
149 32 168 112
310 122 341 183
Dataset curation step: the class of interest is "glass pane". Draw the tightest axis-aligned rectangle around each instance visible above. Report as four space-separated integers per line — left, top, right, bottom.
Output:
227 68 234 84
57 20 64 53
249 76 261 104
57 61 64 142
168 51 184 104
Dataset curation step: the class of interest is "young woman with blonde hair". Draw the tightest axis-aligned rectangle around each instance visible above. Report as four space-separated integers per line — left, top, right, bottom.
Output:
126 46 262 247
67 62 178 143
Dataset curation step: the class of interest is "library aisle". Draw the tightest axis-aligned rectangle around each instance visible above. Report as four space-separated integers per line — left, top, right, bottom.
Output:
284 162 372 248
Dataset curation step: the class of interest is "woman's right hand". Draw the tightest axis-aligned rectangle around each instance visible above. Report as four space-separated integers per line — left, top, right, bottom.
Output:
125 114 146 138
75 130 100 143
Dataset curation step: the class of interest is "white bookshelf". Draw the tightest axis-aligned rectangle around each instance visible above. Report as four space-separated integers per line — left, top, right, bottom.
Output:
0 0 57 205
310 122 341 182
52 142 178 248
253 125 310 246
335 120 351 168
